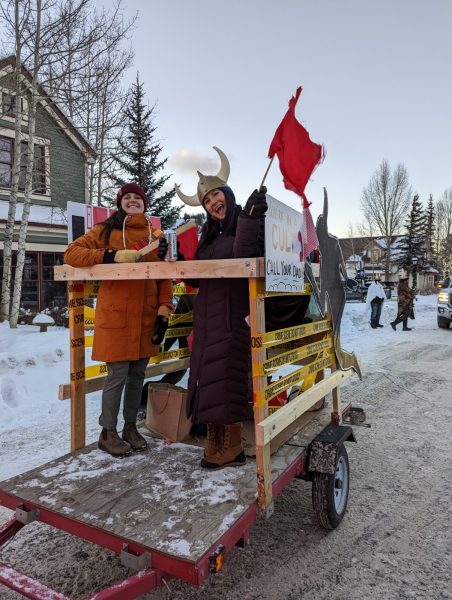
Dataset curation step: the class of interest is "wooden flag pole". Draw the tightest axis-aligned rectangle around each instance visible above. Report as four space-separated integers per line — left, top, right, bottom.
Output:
250 156 275 216
259 155 275 189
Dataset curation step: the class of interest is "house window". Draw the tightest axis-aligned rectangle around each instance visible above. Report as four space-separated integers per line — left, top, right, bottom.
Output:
42 253 66 307
0 135 47 194
0 136 12 187
1 92 26 117
372 249 379 263
2 92 16 115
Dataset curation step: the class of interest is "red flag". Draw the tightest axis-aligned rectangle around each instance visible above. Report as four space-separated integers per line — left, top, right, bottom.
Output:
268 87 324 207
300 195 319 259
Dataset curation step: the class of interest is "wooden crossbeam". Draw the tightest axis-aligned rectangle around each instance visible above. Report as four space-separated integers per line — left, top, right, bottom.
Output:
54 258 265 282
255 368 355 446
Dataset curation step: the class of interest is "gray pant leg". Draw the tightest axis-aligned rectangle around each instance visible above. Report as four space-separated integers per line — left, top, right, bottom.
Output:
99 361 130 430
123 357 149 423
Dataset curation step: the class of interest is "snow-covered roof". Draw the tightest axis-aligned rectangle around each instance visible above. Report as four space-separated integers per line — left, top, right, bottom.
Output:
0 200 67 226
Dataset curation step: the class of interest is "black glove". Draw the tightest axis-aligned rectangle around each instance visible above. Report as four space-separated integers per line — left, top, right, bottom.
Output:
244 186 268 218
152 315 168 345
157 237 168 260
103 249 117 263
176 241 185 261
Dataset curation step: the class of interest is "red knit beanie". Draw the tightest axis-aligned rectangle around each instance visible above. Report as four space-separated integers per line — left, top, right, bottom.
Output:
116 183 148 210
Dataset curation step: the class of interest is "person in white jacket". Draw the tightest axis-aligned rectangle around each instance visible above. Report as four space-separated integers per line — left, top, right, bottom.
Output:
366 274 387 328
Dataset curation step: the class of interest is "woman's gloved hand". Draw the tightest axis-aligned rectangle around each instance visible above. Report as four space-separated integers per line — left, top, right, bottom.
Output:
244 185 268 218
157 237 168 260
176 241 185 261
152 315 168 345
103 249 141 263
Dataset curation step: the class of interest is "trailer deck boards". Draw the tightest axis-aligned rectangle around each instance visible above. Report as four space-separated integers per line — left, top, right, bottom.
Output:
0 412 330 564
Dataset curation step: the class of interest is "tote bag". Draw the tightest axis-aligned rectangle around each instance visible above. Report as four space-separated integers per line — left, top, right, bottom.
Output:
146 383 191 442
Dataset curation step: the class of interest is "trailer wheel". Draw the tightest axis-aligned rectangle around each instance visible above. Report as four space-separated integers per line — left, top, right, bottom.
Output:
312 444 349 529
437 317 451 329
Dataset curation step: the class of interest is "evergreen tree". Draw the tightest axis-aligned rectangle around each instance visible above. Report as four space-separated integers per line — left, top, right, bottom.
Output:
394 194 426 288
112 74 180 227
425 194 436 266
182 211 206 228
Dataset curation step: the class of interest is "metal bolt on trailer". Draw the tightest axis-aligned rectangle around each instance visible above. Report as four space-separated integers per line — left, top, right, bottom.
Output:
0 257 365 599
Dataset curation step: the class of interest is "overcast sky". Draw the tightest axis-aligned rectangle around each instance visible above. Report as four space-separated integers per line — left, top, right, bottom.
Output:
119 0 452 236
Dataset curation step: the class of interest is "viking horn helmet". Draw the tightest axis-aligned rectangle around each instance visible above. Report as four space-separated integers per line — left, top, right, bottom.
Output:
174 146 230 207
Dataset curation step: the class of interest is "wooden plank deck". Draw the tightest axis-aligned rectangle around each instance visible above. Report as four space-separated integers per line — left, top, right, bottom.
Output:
0 412 330 564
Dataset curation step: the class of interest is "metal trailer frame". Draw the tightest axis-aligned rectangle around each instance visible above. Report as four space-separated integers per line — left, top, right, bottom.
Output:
0 257 361 599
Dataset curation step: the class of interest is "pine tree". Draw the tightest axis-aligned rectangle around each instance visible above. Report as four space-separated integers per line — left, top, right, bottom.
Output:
394 194 426 287
182 211 206 228
112 74 180 228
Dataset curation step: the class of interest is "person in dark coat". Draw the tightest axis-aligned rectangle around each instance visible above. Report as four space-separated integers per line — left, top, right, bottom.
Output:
390 273 418 331
173 147 266 469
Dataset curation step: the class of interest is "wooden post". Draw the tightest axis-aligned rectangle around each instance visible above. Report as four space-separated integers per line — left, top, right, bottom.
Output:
67 281 86 451
249 278 273 517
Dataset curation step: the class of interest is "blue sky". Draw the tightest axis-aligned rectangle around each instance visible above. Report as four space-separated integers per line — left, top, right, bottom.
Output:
121 0 452 236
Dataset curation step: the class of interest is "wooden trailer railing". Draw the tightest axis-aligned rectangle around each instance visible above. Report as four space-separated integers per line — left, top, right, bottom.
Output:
54 258 353 515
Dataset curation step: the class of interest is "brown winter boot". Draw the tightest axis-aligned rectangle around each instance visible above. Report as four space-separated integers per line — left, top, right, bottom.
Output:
122 422 148 451
204 424 221 459
98 429 132 457
200 424 246 470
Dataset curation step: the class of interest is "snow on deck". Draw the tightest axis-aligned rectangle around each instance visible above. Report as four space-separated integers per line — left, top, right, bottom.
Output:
0 431 308 563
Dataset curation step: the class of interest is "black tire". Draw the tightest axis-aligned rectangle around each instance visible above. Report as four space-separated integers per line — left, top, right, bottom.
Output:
312 444 350 529
437 317 451 329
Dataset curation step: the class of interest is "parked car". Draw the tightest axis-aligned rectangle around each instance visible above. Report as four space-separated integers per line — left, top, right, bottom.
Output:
437 282 452 328
344 278 366 302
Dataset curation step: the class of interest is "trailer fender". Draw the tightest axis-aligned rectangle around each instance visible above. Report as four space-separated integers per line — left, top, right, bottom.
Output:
308 425 356 475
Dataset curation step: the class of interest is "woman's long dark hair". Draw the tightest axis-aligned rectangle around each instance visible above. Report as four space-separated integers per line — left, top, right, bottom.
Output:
99 208 127 246
196 186 240 256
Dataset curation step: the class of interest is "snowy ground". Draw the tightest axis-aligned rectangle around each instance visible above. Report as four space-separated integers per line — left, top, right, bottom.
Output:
1 294 452 599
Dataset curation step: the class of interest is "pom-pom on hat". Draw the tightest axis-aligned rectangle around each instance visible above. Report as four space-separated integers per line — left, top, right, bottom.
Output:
116 183 148 210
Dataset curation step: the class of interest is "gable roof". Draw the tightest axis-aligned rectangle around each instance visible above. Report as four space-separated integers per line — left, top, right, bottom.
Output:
339 236 405 261
0 55 97 161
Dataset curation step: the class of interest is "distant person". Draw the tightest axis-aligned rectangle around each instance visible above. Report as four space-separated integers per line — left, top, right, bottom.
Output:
64 183 173 457
390 273 418 331
366 274 386 328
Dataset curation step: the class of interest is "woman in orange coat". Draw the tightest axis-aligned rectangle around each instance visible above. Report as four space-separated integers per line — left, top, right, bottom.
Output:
64 183 173 457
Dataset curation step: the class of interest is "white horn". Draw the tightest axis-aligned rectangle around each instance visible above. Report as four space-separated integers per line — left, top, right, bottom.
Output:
174 184 201 207
213 146 230 182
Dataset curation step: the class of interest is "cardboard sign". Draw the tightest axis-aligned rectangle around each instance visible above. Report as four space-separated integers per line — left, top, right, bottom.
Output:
264 195 304 292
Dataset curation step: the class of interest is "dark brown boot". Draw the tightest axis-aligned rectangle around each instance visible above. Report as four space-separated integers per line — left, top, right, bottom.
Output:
204 424 221 459
201 424 246 470
122 422 148 451
98 429 132 457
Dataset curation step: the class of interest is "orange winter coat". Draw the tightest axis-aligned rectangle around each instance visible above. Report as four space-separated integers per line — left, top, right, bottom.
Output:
64 214 173 363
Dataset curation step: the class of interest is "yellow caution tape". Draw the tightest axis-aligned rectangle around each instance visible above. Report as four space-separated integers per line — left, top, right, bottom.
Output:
164 327 192 339
168 311 194 325
251 319 331 350
256 337 333 375
254 355 332 406
84 347 191 380
83 283 100 297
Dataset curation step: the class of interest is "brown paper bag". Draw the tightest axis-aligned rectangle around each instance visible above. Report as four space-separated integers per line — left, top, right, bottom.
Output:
146 383 191 442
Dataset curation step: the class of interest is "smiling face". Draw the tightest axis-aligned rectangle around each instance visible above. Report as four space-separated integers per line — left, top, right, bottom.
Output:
203 188 227 221
120 192 145 215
